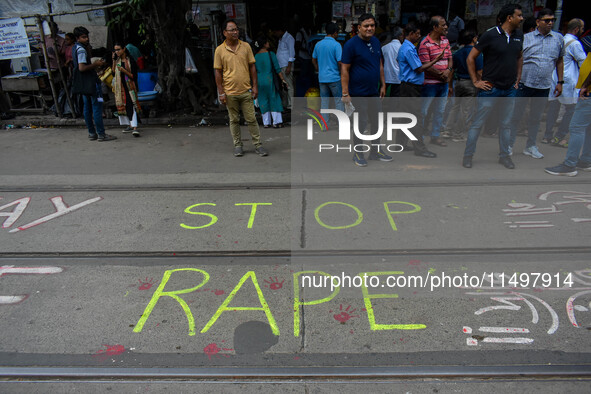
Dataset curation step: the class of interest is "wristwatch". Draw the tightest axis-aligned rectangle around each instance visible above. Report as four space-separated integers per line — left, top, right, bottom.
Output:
557 81 565 84
342 93 349 97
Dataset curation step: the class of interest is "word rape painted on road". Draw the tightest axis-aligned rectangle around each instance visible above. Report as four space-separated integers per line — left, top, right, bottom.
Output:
133 269 426 337
180 201 422 232
132 268 591 347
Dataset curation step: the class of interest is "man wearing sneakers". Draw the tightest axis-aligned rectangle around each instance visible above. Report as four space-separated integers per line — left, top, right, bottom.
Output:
341 13 392 167
214 19 268 157
462 4 524 169
509 8 564 160
72 26 116 142
545 55 591 176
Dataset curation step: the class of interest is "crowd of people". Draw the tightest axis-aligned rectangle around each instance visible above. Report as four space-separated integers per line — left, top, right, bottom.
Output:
213 4 591 177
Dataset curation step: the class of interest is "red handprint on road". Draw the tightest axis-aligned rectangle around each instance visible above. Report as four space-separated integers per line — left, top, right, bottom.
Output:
264 276 285 290
138 278 155 290
332 304 359 323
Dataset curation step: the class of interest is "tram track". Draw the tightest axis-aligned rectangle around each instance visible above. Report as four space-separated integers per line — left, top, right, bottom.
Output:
0 364 590 380
0 246 590 260
1 178 590 193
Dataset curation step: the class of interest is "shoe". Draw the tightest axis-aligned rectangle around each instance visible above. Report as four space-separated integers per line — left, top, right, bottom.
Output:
576 161 591 171
273 123 284 128
369 150 393 162
499 156 515 169
523 145 544 159
255 146 268 156
122 126 132 133
88 134 98 141
132 130 140 137
353 152 368 167
233 146 244 157
508 146 513 156
97 134 117 142
430 137 447 147
441 130 452 139
462 155 473 168
551 137 568 148
414 149 437 158
451 135 466 142
544 163 578 176
541 137 551 144
263 125 271 128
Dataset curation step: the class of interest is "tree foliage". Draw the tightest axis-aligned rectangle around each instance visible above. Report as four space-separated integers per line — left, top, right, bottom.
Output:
107 0 213 113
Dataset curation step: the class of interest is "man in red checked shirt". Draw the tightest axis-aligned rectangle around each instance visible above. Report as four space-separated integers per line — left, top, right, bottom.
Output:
418 16 453 147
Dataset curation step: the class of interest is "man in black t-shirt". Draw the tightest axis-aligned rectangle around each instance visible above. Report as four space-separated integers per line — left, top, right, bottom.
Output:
462 4 523 170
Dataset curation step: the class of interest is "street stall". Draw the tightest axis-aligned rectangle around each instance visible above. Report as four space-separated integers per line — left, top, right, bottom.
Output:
0 17 56 113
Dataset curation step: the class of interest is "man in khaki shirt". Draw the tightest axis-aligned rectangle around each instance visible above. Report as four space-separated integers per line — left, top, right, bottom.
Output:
214 19 268 157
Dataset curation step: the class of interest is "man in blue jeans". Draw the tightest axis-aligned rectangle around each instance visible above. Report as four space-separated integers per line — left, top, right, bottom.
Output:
418 16 453 147
545 59 591 176
312 23 344 128
462 4 523 169
72 26 116 142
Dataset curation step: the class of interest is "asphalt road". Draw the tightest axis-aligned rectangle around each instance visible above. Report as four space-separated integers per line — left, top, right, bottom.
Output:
0 121 590 391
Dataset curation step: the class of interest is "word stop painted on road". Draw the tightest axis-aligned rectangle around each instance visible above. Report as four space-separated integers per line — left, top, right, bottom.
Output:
133 269 426 337
180 201 421 232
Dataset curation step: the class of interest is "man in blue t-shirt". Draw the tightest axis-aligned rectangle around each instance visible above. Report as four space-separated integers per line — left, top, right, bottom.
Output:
341 13 391 167
312 23 344 128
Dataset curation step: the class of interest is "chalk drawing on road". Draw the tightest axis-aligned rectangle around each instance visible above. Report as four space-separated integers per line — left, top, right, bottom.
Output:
0 196 102 233
463 291 560 346
0 265 63 305
503 191 591 229
566 290 591 328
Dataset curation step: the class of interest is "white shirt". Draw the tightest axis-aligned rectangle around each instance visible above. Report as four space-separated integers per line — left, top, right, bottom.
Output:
549 33 587 104
382 39 402 84
276 31 296 68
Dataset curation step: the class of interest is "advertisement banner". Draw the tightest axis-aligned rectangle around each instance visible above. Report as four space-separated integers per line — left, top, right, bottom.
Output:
0 18 30 60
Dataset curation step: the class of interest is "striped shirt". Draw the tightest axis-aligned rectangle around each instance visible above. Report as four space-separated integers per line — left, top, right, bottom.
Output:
418 35 452 85
521 29 564 89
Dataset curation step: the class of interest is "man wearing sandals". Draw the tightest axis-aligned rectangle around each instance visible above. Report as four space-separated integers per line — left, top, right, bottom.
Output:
214 20 268 157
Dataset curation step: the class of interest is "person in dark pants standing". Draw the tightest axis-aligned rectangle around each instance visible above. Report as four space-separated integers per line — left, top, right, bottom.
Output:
72 26 117 142
341 13 393 167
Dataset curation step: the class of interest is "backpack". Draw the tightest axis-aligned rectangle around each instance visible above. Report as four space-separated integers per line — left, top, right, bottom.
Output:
71 44 98 96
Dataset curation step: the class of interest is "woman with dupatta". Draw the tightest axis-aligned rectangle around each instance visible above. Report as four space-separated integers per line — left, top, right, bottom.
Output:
112 43 141 136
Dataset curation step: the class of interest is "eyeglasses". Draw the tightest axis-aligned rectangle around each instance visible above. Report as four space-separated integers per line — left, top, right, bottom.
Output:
225 28 239 33
540 18 556 23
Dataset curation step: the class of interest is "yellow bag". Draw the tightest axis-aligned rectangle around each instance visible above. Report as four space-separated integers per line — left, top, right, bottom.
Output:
99 67 114 92
305 87 320 110
576 53 591 89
